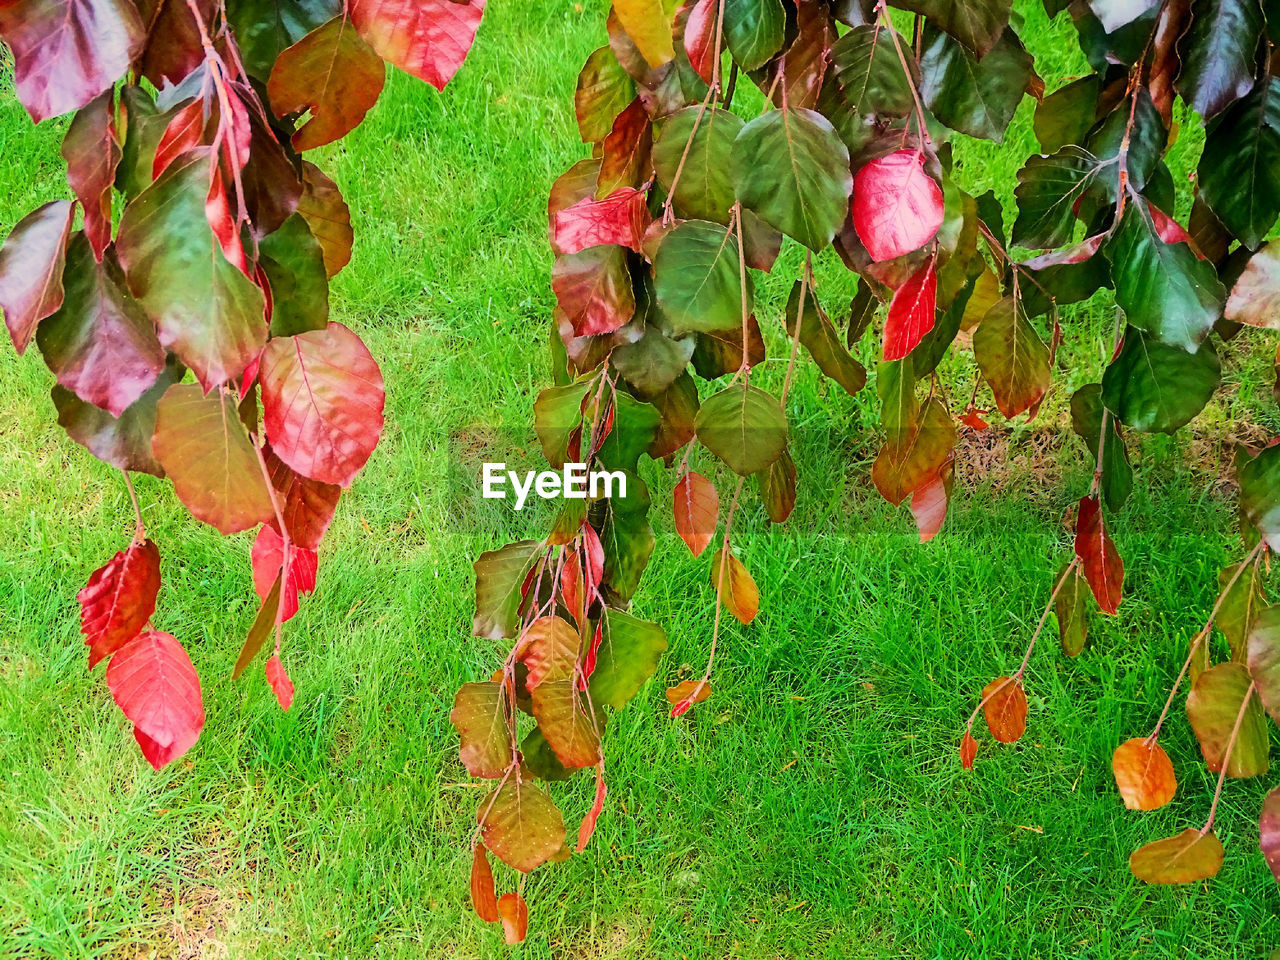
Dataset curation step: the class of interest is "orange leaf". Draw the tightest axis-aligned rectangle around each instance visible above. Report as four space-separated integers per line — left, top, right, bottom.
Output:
497 892 529 944
576 771 608 852
1112 738 1177 810
666 679 712 717
1074 495 1123 614
1129 828 1224 884
711 547 759 624
960 730 978 770
264 654 295 711
469 845 499 923
981 676 1027 743
674 471 719 557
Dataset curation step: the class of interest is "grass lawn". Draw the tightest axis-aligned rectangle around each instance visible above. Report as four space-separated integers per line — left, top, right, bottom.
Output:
2 2 1280 957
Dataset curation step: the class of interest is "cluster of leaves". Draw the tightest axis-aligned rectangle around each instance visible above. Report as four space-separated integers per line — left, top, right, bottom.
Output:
0 0 485 767
457 0 1280 940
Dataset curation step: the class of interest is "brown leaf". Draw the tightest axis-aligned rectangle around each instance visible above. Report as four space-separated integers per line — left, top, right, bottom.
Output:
981 676 1027 743
1112 738 1177 810
479 779 566 873
469 845 499 923
1074 496 1123 615
674 471 718 557
960 730 978 769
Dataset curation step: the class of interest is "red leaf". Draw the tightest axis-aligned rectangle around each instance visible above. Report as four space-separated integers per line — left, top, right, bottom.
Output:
259 322 386 487
580 620 604 688
683 0 717 84
674 471 719 557
79 539 162 668
350 0 486 91
264 654 295 711
883 259 937 361
576 771 608 852
852 150 944 263
1146 202 1203 257
666 678 711 717
268 15 386 151
598 98 652 195
61 91 120 259
469 845 500 923
1074 496 1123 615
153 100 208 181
1112 737 1177 810
0 200 75 354
960 730 978 769
0 0 144 123
551 187 651 256
496 892 529 945
958 406 989 430
105 630 204 770
551 244 636 337
264 449 342 550
981 676 1027 743
251 524 318 623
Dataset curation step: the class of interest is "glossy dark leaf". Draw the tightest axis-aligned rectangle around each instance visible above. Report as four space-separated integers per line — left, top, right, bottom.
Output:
973 295 1050 420
259 322 386 487
105 630 204 770
479 779 566 874
819 25 913 151
1199 78 1280 249
1104 203 1224 353
133 0 215 85
892 0 1012 56
1130 829 1224 884
36 235 164 417
78 539 161 668
1011 147 1103 250
349 0 485 90
1101 328 1220 434
117 151 267 391
732 108 852 251
1034 76 1101 152
1186 662 1270 777
0 200 74 355
226 0 341 81
723 0 785 71
1176 0 1265 119
652 107 744 224
655 220 751 337
0 0 143 122
1074 496 1123 615
853 150 944 263
597 99 653 196
918 26 1032 143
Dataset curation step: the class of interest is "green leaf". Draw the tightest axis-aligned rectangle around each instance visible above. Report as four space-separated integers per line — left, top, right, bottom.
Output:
520 727 575 781
117 151 267 391
1199 77 1280 249
226 0 340 81
731 108 852 251
1100 328 1220 433
589 608 668 710
1034 76 1101 152
646 371 699 459
1011 146 1104 249
233 574 280 680
694 383 788 475
479 779 566 874
818 25 914 151
151 383 276 534
653 107 743 224
259 214 330 337
723 0 785 71
872 395 955 505
756 448 797 524
654 220 751 336
918 26 1032 143
1104 203 1225 352
596 472 654 602
595 392 662 472
533 380 591 469
1176 0 1265 119
1220 562 1266 662
450 682 513 779
784 281 867 396
473 540 541 640
1186 662 1270 777
877 356 919 444
612 324 696 397
1240 444 1280 551
973 295 1050 419
1086 90 1165 195
891 0 1013 56
1055 562 1091 657
1070 383 1132 511
1129 828 1224 884
612 0 676 68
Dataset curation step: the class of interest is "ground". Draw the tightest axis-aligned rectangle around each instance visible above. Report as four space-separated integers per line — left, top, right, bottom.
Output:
1 2 1279 958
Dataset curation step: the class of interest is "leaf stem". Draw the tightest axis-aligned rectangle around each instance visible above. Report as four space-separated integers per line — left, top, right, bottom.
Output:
122 470 145 541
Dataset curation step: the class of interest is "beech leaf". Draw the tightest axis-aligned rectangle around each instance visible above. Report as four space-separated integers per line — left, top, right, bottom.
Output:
78 539 162 668
981 676 1027 743
470 845 500 923
1073 496 1123 615
479 779 566 873
0 200 75 355
451 681 513 779
1129 828 1224 884
250 523 318 623
349 0 485 90
1185 663 1270 778
497 892 529 945
711 547 759 625
264 654 295 711
105 630 204 770
1112 738 1177 810
694 383 787 476
852 150 945 263
674 471 719 557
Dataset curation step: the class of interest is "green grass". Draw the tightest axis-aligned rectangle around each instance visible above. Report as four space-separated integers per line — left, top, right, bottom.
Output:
2 2 1280 957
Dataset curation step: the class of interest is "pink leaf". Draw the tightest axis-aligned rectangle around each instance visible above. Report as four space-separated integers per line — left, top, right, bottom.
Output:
105 630 204 770
909 458 953 544
251 524 318 622
259 321 386 487
852 150 944 262
883 259 937 361
576 771 608 852
349 0 486 91
265 654 295 711
551 187 651 256
79 539 162 668
683 0 717 84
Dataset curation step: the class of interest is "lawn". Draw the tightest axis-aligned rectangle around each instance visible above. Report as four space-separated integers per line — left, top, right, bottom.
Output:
2 1 1279 957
